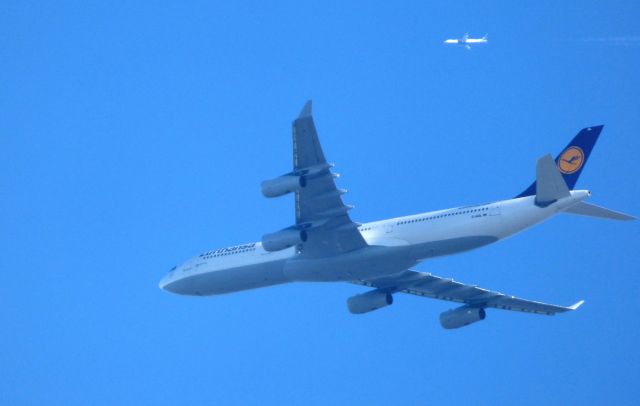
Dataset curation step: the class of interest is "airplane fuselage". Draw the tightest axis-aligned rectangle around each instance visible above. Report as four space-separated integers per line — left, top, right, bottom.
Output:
444 38 487 47
160 190 590 296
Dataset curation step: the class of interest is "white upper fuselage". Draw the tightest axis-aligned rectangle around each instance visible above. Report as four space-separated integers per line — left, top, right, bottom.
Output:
444 37 487 49
444 39 487 44
159 190 590 296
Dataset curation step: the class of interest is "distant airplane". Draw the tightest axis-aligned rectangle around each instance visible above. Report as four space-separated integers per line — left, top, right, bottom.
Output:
160 101 635 329
444 33 488 49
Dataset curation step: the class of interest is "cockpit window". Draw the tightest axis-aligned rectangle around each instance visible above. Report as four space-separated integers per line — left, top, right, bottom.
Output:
169 266 177 272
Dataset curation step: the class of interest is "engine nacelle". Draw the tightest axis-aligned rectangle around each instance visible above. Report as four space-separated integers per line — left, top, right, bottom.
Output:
439 306 486 329
261 175 306 198
347 290 393 314
261 228 308 252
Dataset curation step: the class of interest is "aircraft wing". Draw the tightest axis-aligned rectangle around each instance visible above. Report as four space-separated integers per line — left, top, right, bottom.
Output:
292 101 367 256
353 270 583 315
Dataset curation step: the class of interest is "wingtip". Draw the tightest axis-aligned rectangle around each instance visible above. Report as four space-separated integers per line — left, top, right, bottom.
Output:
298 100 312 118
569 300 585 310
619 213 637 221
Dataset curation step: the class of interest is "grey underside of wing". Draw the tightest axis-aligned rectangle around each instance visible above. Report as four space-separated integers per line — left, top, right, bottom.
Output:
293 102 367 256
353 270 580 315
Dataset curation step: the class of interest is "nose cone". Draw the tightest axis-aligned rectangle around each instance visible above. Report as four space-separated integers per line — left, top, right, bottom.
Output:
159 272 187 295
159 265 185 294
159 269 198 295
159 273 173 291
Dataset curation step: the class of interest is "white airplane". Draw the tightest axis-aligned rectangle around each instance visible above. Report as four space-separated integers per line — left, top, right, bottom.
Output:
160 101 634 329
444 33 488 50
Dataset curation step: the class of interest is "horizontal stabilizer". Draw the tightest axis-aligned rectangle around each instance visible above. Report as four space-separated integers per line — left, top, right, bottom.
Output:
535 154 570 206
564 202 636 221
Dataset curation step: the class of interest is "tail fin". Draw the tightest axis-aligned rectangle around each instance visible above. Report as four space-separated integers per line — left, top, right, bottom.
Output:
535 154 570 206
516 125 603 198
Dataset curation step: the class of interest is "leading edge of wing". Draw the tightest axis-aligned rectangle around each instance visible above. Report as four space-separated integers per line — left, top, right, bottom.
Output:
353 270 584 316
292 101 367 255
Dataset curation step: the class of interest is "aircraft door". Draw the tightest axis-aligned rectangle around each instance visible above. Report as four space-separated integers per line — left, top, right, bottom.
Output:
488 204 501 216
385 222 395 234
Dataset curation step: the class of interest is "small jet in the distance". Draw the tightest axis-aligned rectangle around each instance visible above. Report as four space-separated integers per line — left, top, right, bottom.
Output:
444 33 488 50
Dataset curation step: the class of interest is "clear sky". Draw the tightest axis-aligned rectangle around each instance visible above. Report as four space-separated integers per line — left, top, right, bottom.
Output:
2 1 639 405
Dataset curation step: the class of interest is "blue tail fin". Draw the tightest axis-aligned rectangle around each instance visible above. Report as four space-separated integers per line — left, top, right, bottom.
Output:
516 125 603 198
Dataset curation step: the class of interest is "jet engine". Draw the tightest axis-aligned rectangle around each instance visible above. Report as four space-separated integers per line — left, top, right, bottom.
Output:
439 306 486 329
261 228 308 252
261 175 306 198
347 290 393 314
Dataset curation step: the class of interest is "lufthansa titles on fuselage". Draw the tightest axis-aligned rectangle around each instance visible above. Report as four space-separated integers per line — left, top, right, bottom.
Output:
200 243 257 259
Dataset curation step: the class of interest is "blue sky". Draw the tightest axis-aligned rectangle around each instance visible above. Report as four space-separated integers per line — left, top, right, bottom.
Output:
2 1 639 404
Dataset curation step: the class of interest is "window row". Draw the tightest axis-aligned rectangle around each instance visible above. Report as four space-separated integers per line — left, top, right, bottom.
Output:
397 207 489 225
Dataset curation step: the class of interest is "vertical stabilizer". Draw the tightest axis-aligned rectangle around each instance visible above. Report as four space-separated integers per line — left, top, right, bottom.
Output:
517 126 603 197
535 154 571 206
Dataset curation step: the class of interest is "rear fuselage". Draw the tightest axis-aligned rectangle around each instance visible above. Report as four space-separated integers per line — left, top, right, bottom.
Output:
159 191 589 296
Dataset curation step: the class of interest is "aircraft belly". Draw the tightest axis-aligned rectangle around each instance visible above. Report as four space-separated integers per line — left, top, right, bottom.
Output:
284 245 416 282
410 235 498 259
166 260 289 296
400 214 504 259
